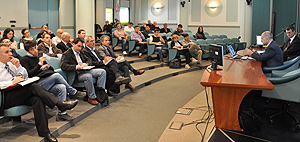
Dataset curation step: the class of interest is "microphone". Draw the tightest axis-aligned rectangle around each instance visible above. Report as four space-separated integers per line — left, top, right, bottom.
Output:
230 36 241 52
289 23 295 27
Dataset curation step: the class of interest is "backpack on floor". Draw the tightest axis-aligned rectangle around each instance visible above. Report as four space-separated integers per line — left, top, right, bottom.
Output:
94 86 109 106
169 59 181 69
238 107 264 132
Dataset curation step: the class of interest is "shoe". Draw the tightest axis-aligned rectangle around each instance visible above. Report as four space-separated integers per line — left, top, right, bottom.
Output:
69 91 86 100
108 90 119 98
139 55 145 58
160 62 164 65
185 64 190 69
125 84 136 91
123 51 128 55
88 98 99 105
133 69 145 76
40 133 58 142
115 76 131 84
57 100 78 112
56 113 73 121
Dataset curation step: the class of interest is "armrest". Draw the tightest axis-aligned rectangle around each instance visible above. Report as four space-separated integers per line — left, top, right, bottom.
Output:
147 44 156 56
271 70 288 77
267 68 300 84
168 48 178 62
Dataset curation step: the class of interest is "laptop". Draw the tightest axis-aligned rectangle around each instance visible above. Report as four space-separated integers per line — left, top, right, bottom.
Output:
227 45 243 59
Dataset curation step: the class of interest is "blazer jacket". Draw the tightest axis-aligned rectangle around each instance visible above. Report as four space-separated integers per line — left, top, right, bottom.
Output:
60 48 92 72
82 46 106 68
283 36 300 61
251 40 284 67
37 42 62 57
97 45 119 59
57 41 72 53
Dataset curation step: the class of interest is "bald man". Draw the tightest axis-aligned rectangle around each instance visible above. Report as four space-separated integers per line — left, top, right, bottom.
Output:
57 32 73 53
52 29 63 45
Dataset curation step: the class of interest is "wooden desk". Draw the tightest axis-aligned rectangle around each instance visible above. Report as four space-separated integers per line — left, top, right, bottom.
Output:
200 58 274 131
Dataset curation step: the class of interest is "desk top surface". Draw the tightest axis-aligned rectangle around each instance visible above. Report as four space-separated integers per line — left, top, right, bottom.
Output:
200 58 274 90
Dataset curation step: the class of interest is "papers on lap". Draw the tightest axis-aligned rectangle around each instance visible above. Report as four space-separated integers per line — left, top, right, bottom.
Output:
3 76 40 91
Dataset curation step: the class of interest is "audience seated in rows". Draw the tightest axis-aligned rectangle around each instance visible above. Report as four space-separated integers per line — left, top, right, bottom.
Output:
60 38 107 105
152 21 160 30
0 42 78 142
98 35 145 91
1 28 17 50
20 40 85 121
19 28 36 49
130 25 146 58
172 24 184 36
37 25 55 39
149 29 165 64
140 22 147 31
1 39 22 60
52 29 63 46
114 23 129 55
160 23 171 34
103 20 113 34
57 32 73 53
181 34 208 67
37 33 62 58
142 25 153 39
147 20 154 30
124 22 134 32
171 34 192 69
195 26 206 40
82 35 130 97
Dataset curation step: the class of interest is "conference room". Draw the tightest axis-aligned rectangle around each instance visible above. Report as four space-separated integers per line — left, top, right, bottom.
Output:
1 0 300 142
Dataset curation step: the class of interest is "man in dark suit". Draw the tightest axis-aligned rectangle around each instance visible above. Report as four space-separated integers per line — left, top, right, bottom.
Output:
246 31 283 67
82 35 130 96
97 35 145 91
0 43 77 142
282 26 300 61
37 33 62 57
60 38 107 105
57 32 73 53
160 23 171 34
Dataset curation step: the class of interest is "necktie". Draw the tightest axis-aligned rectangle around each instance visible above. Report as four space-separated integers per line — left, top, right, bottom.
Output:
5 64 16 77
284 39 291 52
106 47 113 57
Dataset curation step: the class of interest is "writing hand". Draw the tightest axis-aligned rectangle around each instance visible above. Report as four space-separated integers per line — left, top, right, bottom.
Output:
12 76 24 84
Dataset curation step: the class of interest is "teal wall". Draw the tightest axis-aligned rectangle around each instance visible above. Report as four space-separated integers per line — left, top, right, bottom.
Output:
252 0 271 45
252 0 298 45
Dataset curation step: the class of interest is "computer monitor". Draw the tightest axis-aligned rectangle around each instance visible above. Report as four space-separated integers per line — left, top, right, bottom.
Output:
209 44 224 70
256 35 263 45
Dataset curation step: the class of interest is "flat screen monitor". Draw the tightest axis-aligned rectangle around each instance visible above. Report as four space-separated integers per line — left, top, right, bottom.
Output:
256 35 263 45
209 44 224 70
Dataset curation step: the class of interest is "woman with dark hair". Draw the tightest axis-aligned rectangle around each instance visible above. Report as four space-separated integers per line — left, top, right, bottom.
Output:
195 26 206 40
19 28 36 49
2 28 17 49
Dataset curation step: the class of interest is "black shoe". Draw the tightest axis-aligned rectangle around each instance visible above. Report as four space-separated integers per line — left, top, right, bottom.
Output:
56 113 73 121
70 91 86 100
108 91 119 98
115 76 131 84
40 133 58 142
57 100 78 112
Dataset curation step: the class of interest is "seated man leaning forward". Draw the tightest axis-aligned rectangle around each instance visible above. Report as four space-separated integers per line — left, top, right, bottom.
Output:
0 43 77 142
37 33 63 58
60 38 107 105
82 35 130 97
245 31 283 68
20 40 86 121
97 35 145 91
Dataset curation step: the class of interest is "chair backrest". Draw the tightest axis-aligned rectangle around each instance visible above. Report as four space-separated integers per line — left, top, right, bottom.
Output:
178 36 184 41
160 33 166 37
210 35 220 39
219 35 228 39
204 32 209 36
13 37 19 42
183 30 192 33
206 35 212 39
47 57 61 70
231 38 240 43
16 49 27 56
197 39 207 45
223 38 232 44
214 38 224 44
167 41 172 49
206 39 216 45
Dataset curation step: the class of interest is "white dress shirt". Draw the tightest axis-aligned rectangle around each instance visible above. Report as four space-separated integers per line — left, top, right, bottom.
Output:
0 61 28 89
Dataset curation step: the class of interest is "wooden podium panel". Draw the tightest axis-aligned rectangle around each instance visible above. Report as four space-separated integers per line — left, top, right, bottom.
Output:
201 59 274 131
